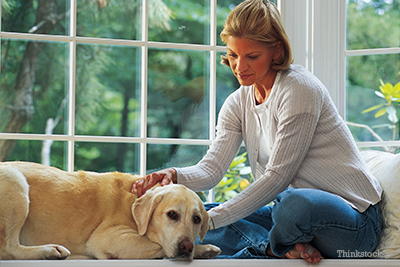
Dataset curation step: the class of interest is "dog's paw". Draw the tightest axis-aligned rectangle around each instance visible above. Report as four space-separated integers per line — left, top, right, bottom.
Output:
193 244 221 259
40 245 71 260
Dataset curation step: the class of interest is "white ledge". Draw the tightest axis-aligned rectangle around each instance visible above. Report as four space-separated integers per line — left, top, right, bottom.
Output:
1 259 400 267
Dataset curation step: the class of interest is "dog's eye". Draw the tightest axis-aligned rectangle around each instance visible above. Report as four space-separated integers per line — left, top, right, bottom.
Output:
167 211 179 221
193 216 201 224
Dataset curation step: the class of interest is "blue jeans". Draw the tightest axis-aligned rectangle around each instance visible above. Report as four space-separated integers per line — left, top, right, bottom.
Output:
198 188 382 259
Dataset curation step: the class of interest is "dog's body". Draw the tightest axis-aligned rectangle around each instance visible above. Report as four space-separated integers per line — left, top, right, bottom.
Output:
0 162 221 260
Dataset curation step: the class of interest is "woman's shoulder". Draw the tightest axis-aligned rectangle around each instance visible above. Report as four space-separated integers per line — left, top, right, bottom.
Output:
277 64 328 96
219 85 253 119
225 85 253 105
272 65 330 113
280 65 318 84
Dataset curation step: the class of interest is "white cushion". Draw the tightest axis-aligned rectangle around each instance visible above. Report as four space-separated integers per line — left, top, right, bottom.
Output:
360 150 400 258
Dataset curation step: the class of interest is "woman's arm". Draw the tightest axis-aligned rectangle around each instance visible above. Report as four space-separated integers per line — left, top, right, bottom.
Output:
176 93 244 191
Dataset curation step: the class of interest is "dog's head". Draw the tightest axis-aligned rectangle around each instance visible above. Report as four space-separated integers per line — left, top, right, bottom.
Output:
131 184 209 261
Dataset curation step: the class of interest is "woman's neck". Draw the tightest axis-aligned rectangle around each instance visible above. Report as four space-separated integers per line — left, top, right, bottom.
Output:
254 71 277 105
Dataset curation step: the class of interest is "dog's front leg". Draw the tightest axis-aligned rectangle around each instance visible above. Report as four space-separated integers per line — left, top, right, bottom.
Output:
193 244 221 259
0 166 71 260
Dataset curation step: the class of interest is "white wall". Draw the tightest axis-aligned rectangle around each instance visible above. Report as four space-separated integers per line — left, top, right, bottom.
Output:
280 0 347 118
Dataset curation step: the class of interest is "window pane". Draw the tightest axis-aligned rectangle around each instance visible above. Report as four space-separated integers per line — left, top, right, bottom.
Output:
346 53 400 144
75 43 141 137
146 143 208 173
148 0 210 44
147 48 209 139
77 0 141 40
347 0 400 50
2 139 67 169
1 39 69 135
74 142 140 173
216 52 238 120
1 0 69 35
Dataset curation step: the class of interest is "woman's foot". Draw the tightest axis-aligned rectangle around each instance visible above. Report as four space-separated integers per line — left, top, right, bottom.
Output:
266 243 323 263
285 243 323 263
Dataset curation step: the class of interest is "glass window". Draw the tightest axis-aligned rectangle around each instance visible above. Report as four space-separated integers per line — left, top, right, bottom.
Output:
1 0 69 35
147 48 209 139
146 144 208 173
0 39 69 135
75 43 141 137
4 139 67 170
77 0 141 40
0 0 273 202
346 0 400 154
148 0 210 44
216 51 239 117
75 142 140 173
346 0 399 50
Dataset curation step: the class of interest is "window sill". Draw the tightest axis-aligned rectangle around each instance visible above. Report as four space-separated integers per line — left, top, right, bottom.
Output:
1 259 400 267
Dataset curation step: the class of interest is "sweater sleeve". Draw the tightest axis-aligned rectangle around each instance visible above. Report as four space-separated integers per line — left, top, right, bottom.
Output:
175 93 243 192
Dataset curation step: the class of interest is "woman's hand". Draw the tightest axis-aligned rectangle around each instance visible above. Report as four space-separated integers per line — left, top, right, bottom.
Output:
132 168 177 197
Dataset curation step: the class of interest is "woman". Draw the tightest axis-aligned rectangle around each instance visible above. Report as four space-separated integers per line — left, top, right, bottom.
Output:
134 0 382 263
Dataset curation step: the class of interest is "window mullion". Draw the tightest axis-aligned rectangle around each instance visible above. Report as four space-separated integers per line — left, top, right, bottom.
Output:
208 0 218 203
140 0 149 177
67 0 77 172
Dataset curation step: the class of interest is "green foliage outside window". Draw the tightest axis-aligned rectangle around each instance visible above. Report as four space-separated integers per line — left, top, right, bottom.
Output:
348 79 400 153
214 152 253 202
196 152 253 203
345 0 399 147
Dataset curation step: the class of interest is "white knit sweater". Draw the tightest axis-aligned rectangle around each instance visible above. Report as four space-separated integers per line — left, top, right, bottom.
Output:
176 65 382 229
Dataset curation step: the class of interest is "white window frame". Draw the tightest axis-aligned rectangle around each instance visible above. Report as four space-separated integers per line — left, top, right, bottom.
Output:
1 0 398 176
0 0 225 176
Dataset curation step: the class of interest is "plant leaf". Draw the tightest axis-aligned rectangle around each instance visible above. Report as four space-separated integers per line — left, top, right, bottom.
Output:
379 79 385 88
375 91 385 99
240 166 252 175
240 179 251 190
362 104 384 113
381 83 393 96
374 107 387 118
230 152 247 168
393 82 400 93
225 191 238 199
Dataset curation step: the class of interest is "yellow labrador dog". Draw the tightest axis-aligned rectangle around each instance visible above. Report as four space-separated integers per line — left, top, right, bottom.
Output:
0 162 221 260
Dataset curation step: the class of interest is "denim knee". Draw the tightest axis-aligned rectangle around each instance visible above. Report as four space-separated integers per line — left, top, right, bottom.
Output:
272 188 316 226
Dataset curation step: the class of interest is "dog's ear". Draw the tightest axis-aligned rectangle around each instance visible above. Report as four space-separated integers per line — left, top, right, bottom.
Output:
199 208 210 242
132 190 163 236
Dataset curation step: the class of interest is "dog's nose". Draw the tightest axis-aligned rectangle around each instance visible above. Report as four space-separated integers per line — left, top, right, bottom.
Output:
179 240 193 254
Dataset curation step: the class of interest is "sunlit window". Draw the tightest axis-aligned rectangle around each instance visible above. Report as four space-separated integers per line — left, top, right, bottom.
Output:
0 0 242 175
345 0 400 153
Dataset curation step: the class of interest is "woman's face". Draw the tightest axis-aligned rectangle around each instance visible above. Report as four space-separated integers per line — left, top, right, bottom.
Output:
226 36 279 88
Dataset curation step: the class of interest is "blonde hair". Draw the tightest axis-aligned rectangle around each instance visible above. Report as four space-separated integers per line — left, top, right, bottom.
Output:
220 0 293 71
